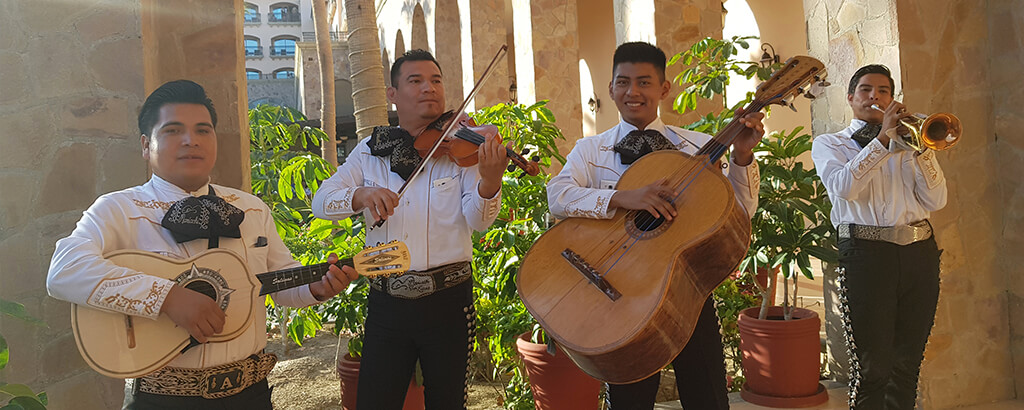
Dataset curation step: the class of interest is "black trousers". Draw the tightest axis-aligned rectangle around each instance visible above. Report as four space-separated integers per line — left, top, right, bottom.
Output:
838 236 941 410
607 297 730 410
356 280 475 410
122 378 272 410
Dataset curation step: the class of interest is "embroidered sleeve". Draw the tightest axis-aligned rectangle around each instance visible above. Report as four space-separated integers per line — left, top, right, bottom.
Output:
548 140 617 219
726 157 759 218
87 275 174 319
915 149 944 189
849 139 890 180
312 143 369 220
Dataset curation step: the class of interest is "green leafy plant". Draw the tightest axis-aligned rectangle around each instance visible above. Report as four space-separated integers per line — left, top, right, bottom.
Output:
249 104 366 347
469 101 564 410
1 299 48 409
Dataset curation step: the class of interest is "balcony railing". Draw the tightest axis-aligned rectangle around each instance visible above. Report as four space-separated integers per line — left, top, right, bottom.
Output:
268 11 301 23
302 31 344 42
270 46 296 57
244 13 261 24
245 47 263 57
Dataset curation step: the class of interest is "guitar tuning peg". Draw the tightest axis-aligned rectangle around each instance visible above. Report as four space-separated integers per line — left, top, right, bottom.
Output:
820 80 831 87
789 103 798 113
804 91 817 100
796 87 805 95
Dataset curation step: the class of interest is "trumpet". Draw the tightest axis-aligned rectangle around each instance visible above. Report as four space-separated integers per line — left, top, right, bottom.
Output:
871 104 962 151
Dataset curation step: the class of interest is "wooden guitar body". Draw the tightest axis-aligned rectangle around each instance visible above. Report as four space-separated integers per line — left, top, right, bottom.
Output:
72 249 258 378
517 150 751 383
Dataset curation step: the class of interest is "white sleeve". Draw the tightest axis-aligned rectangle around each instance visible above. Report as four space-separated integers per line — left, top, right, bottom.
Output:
312 143 369 221
460 165 502 232
547 140 617 220
725 155 759 218
812 137 891 201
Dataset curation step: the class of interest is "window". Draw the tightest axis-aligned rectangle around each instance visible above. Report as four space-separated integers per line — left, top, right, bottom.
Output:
269 3 300 23
246 69 262 80
244 3 260 23
273 69 295 79
271 37 297 57
244 36 262 57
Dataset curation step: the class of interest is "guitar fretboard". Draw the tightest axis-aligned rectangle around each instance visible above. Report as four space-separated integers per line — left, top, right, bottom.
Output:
256 258 353 296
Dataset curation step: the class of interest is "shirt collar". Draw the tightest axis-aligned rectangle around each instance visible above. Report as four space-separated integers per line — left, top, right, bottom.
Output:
616 117 682 145
150 174 211 197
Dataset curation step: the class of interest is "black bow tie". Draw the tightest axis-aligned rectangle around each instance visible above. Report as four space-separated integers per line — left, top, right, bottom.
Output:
851 123 882 148
161 186 245 249
367 111 455 181
613 129 676 165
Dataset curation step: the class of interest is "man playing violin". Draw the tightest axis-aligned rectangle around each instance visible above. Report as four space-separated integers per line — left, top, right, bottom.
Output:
312 49 510 409
811 64 947 409
546 41 765 409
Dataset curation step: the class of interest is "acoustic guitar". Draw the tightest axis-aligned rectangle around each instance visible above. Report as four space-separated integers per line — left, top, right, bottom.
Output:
516 56 826 383
72 241 410 378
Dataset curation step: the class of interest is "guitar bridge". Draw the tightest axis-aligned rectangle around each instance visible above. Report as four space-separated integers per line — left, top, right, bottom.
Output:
561 249 621 301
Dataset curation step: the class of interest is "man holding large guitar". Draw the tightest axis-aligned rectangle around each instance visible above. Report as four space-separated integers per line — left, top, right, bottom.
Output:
47 80 359 409
544 42 765 409
311 49 510 409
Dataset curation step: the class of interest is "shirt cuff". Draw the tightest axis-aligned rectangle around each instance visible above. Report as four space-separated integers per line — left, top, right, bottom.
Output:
850 139 891 180
297 285 322 308
318 186 359 217
565 189 616 219
477 181 503 220
87 275 175 320
728 156 759 200
915 149 944 189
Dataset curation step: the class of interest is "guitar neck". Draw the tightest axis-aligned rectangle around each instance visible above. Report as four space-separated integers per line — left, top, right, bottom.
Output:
256 258 353 296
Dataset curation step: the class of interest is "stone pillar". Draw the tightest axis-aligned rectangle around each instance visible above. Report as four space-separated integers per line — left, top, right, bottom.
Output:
0 0 145 408
515 0 583 158
435 0 465 109
469 0 510 109
411 3 429 52
653 0 723 127
141 0 251 192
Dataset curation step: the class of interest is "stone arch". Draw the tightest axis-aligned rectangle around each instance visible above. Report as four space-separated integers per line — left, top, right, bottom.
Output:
577 0 617 136
411 3 429 52
434 0 463 107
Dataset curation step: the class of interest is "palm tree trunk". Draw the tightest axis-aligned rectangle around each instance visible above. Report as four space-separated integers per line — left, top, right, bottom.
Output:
345 0 389 139
312 0 338 168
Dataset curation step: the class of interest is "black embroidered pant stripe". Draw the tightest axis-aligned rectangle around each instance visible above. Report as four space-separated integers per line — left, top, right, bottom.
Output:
606 297 729 410
838 236 941 409
357 280 475 410
122 378 272 410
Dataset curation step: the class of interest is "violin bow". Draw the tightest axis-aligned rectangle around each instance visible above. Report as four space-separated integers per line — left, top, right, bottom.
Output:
371 44 509 229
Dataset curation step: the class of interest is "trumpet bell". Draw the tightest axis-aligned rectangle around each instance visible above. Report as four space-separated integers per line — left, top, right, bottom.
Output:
904 112 962 151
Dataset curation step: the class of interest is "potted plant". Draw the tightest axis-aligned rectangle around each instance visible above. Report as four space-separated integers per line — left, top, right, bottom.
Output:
669 37 834 406
734 128 835 408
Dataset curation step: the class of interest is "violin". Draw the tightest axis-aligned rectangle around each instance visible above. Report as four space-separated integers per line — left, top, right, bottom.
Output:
412 112 541 176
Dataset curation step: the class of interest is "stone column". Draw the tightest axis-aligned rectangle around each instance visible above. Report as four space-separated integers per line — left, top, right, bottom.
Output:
142 0 250 191
515 0 583 158
469 0 510 109
653 0 723 127
435 0 465 109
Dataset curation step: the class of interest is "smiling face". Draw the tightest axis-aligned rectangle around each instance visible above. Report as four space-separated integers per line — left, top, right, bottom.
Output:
609 62 671 129
387 60 445 128
141 103 217 192
847 73 893 124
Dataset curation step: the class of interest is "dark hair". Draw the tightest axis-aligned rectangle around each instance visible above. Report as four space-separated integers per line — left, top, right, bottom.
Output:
847 64 895 95
390 49 442 87
613 42 667 81
138 80 217 136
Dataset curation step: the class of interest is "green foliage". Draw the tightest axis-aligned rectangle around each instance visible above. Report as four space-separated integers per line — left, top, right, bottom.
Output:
712 275 760 392
249 104 367 348
469 101 564 409
1 299 48 409
669 36 777 117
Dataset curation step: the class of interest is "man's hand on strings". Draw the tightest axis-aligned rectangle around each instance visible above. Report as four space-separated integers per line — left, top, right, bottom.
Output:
477 133 511 199
309 253 360 301
730 108 766 166
353 187 400 223
609 180 677 221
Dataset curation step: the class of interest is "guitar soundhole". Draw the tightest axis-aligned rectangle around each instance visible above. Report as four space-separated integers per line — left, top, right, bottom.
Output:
184 280 218 301
633 211 665 231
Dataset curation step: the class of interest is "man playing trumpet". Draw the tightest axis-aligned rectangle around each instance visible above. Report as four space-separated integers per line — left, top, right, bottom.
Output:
811 64 949 409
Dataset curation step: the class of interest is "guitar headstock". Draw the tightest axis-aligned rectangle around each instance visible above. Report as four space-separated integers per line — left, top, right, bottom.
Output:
754 56 827 109
352 240 411 277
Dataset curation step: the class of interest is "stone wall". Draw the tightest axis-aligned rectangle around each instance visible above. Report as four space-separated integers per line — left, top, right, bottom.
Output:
0 1 145 408
804 0 1022 406
248 78 300 109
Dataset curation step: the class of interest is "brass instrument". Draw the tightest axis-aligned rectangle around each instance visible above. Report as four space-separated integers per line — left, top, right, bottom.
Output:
871 104 962 151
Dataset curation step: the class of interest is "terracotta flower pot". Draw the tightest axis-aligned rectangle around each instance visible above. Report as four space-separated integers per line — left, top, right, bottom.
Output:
737 306 828 408
516 333 601 410
337 353 425 410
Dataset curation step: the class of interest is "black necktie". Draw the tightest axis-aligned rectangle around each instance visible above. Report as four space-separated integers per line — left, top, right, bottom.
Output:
851 123 882 148
161 186 244 249
613 129 676 165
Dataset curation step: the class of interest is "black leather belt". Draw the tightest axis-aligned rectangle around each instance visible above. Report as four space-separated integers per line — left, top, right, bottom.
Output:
369 261 472 299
